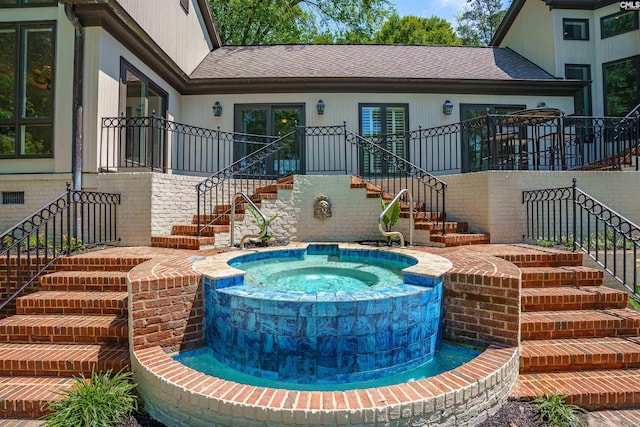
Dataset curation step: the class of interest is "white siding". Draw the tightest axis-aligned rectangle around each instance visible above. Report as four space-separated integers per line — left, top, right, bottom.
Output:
116 0 213 74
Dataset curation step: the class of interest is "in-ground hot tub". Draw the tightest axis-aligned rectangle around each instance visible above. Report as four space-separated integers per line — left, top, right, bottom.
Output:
197 243 452 386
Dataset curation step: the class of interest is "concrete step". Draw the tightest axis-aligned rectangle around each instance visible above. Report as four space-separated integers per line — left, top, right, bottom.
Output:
0 343 129 376
511 368 640 410
40 271 128 292
151 235 216 250
520 266 604 288
0 314 128 344
171 224 230 237
521 308 640 340
429 233 490 247
0 376 75 418
521 285 628 311
520 336 640 373
15 291 128 316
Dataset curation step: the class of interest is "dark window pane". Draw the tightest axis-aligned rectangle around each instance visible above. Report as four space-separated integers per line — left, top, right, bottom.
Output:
0 126 16 156
601 11 639 38
0 0 18 5
565 65 592 115
22 27 53 118
604 57 639 116
24 0 57 4
21 124 52 155
563 19 588 40
0 28 16 119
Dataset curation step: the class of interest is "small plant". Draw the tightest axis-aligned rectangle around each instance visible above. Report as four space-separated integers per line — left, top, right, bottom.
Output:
380 196 401 245
22 232 52 250
536 239 558 248
630 294 640 312
532 391 586 427
247 205 278 246
57 234 85 253
44 369 138 427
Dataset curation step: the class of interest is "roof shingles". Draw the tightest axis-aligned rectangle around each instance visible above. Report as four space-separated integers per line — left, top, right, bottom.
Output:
190 44 557 81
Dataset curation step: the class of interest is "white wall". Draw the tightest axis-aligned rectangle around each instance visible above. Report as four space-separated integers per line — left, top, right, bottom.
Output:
116 0 213 74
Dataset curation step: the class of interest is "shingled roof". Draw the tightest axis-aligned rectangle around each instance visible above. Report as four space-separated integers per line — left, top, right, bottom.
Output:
191 44 555 80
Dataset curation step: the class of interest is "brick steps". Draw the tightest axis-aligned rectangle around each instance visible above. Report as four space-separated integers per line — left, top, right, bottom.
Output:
520 337 640 373
512 368 640 410
171 224 229 237
415 221 468 234
429 232 490 246
497 251 583 268
15 291 128 316
40 271 128 292
521 308 640 340
0 343 129 376
0 376 75 419
522 285 628 311
0 314 128 344
151 235 216 250
520 266 604 288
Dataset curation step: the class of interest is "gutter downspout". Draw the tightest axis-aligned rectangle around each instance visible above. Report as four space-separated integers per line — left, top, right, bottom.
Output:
64 2 84 192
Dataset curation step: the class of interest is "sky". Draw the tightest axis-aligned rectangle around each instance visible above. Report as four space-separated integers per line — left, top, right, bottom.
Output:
388 0 470 25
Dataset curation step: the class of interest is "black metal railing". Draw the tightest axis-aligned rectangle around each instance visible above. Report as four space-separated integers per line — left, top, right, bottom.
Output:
523 179 640 296
0 184 121 312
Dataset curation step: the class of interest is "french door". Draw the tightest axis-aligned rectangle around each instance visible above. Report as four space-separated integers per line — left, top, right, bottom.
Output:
234 104 304 176
359 104 408 174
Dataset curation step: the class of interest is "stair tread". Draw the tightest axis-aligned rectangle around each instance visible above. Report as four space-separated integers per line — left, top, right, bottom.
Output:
521 285 628 310
16 291 128 315
0 314 128 327
41 271 127 283
522 308 640 322
0 376 75 418
512 368 640 410
151 235 216 250
521 308 640 339
18 291 128 301
520 336 640 371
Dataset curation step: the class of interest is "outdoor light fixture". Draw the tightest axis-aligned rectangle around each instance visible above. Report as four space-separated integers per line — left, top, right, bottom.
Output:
442 100 454 115
212 101 223 117
537 101 547 108
316 99 325 115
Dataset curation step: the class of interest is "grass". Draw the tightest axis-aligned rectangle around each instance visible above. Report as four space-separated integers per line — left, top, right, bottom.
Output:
44 369 137 427
532 391 587 427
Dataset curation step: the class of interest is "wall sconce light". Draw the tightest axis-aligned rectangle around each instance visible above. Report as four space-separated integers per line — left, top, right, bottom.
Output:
212 101 223 117
442 100 454 115
316 99 325 115
537 101 547 108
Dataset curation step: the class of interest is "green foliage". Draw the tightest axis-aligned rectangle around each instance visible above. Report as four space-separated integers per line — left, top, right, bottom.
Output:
247 205 278 245
380 196 401 245
455 0 506 46
374 14 460 45
20 232 84 253
629 294 640 312
536 239 557 248
209 0 392 45
44 369 138 427
537 230 636 251
532 391 586 427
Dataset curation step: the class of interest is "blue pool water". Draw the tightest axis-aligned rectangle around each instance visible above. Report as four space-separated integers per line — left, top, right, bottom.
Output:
174 342 480 391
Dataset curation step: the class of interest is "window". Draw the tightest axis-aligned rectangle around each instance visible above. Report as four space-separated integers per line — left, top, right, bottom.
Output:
180 0 189 13
2 191 24 205
0 23 55 158
359 104 408 174
601 11 638 39
565 64 592 115
603 56 640 116
563 18 589 40
0 0 56 7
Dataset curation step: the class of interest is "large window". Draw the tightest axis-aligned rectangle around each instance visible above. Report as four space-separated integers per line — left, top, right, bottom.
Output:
563 18 589 40
600 11 638 39
0 23 55 158
565 64 592 115
359 104 408 174
603 55 640 116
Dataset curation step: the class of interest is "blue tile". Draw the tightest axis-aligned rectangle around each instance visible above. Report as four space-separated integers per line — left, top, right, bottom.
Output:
230 311 245 328
375 313 393 332
356 353 375 372
242 297 261 312
337 301 356 317
260 314 278 334
337 356 355 374
297 356 317 377
337 336 357 354
297 336 317 356
392 309 408 329
375 331 393 351
307 244 339 255
317 355 338 369
338 316 356 335
391 348 406 366
374 297 393 314
298 302 316 317
278 316 297 336
317 317 337 336
261 334 275 353
277 336 297 354
243 313 257 331
297 317 317 337
317 301 338 317
261 300 278 315
260 354 278 372
357 300 375 316
277 301 297 317
278 356 297 380
357 334 375 353
392 329 408 348
318 336 337 357
356 315 375 335
404 273 435 287
375 350 392 370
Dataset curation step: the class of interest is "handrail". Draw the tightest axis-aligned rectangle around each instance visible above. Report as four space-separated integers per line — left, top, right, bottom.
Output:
379 189 413 247
230 192 269 250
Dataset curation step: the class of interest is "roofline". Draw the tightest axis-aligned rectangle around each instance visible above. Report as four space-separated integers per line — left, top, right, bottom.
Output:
492 0 619 46
195 0 222 49
184 77 587 96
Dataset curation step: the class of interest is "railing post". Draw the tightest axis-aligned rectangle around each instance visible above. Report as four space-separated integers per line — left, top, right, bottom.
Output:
150 110 156 171
572 178 577 252
66 182 72 255
636 112 640 171
343 121 348 175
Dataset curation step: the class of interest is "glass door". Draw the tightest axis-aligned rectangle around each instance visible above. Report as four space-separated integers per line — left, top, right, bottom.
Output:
234 104 304 176
359 104 408 174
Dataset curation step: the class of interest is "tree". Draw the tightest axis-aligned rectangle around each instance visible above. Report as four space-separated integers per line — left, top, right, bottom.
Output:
374 14 460 45
455 0 507 46
209 0 393 45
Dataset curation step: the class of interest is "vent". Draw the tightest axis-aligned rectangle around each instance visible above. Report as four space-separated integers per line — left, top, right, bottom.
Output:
2 191 25 205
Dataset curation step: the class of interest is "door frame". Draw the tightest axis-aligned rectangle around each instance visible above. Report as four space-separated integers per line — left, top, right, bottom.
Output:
358 103 409 175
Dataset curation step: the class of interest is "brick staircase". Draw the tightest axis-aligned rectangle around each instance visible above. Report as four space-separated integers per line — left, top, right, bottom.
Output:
0 264 131 421
510 255 640 410
153 175 490 249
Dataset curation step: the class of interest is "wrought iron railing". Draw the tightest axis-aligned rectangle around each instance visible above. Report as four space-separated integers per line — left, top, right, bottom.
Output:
523 179 639 296
0 184 121 312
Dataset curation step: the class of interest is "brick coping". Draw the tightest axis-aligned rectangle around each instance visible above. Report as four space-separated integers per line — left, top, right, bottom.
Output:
132 344 518 426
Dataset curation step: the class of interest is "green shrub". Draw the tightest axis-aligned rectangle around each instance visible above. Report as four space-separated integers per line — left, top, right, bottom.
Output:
536 239 557 248
247 205 278 246
44 369 137 427
630 294 640 312
380 196 401 245
532 391 586 427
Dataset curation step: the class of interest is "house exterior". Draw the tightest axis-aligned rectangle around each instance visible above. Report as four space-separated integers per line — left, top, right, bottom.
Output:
492 0 640 117
3 0 637 247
